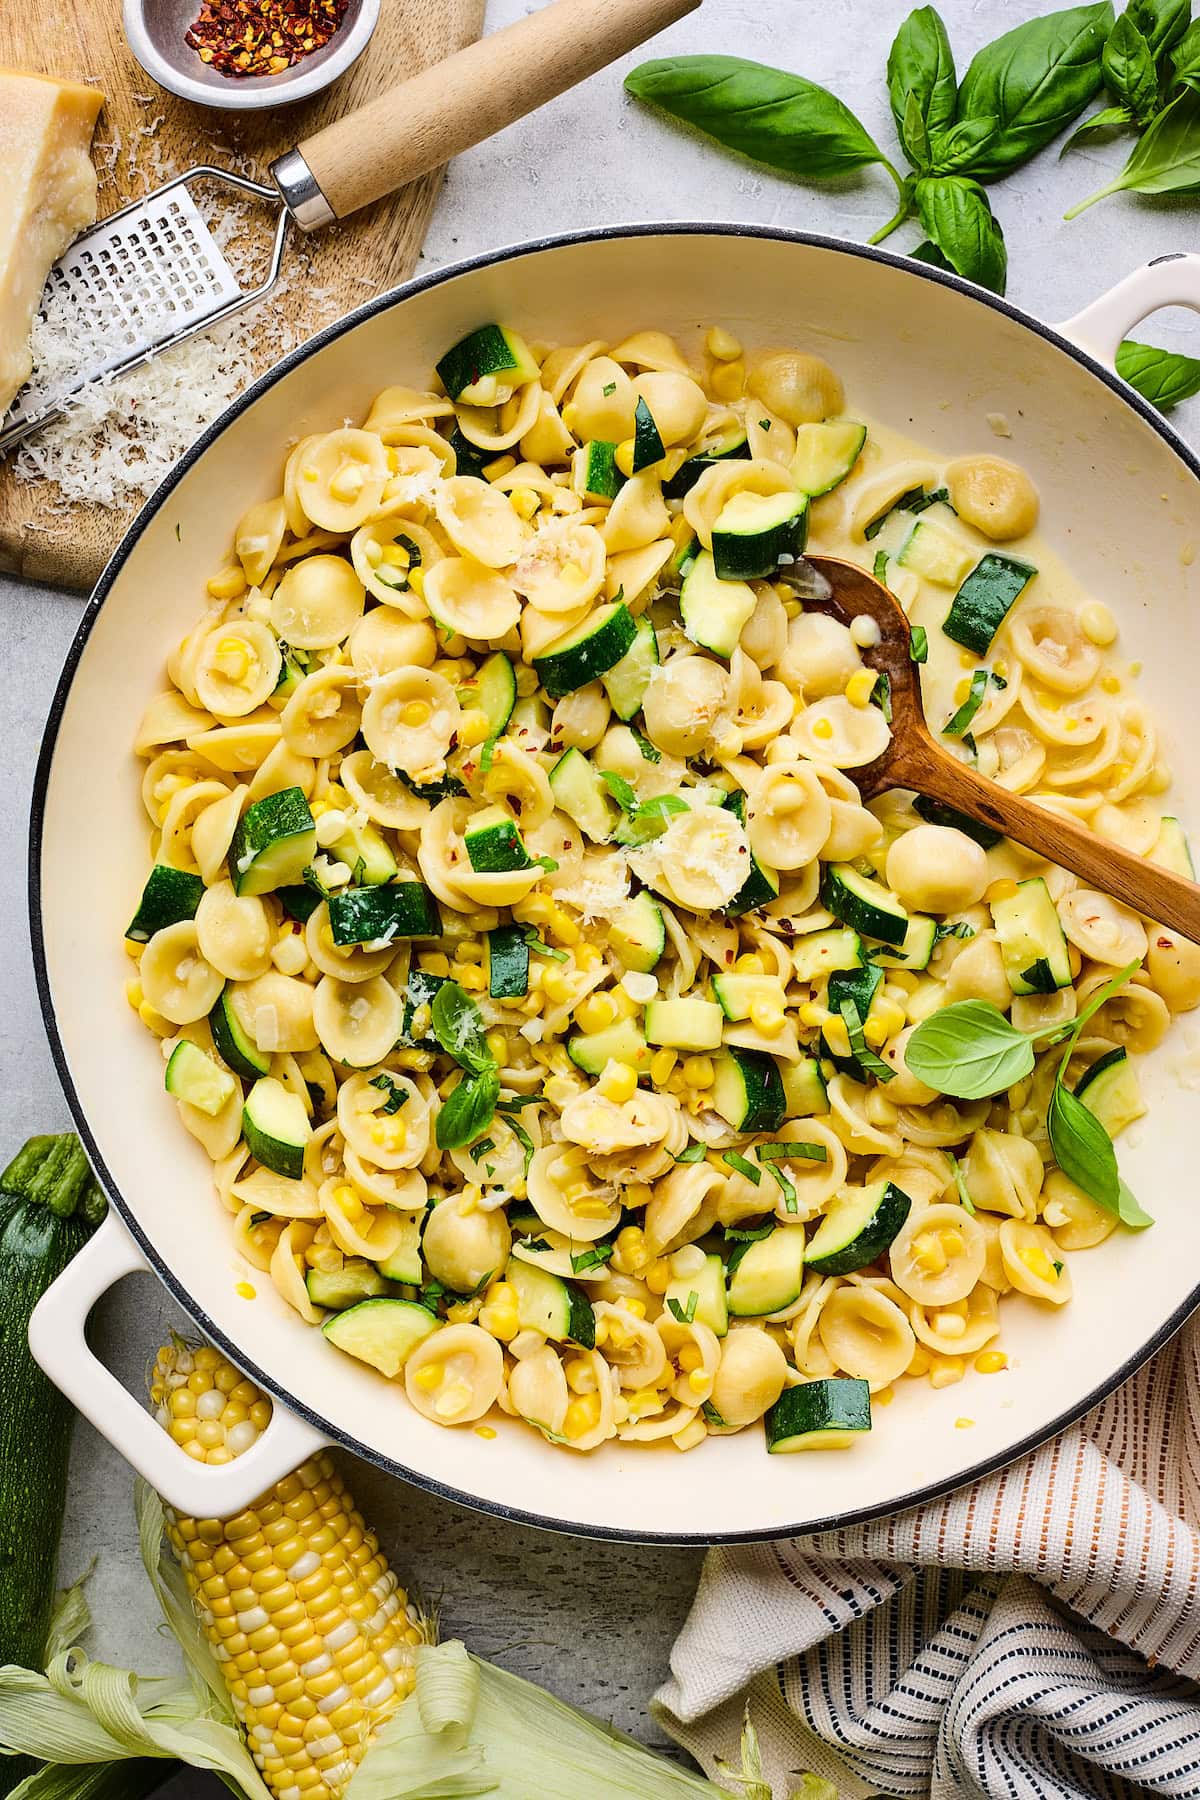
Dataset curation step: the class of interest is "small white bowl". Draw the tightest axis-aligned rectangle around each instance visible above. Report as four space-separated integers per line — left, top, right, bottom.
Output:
123 0 380 111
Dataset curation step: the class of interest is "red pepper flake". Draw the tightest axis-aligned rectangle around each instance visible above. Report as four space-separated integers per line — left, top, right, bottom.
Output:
185 0 350 77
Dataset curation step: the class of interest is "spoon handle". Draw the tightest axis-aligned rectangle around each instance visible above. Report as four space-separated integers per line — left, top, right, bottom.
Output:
914 740 1200 943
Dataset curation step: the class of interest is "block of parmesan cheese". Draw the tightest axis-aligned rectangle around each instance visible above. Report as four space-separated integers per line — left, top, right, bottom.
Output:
0 70 104 418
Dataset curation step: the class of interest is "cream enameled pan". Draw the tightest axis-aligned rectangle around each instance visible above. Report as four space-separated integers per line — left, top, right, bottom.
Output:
27 227 1200 1539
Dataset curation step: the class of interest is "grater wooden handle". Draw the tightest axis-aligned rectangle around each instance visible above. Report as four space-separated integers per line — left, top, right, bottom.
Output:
290 0 699 223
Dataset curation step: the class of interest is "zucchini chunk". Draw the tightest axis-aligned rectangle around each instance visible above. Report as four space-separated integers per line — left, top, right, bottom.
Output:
898 517 976 586
328 818 397 887
644 997 725 1051
323 1297 439 1377
780 1055 829 1117
720 790 779 915
164 1039 236 1117
765 1377 871 1451
664 1251 728 1336
680 550 757 658
726 1225 808 1316
711 490 808 581
573 440 625 502
532 601 637 698
549 747 618 843
464 806 535 874
631 395 666 472
602 615 659 721
822 961 883 1082
326 880 441 947
277 884 324 924
377 1213 424 1285
1151 815 1195 877
711 973 788 1021
804 1180 912 1276
820 862 909 946
242 1075 312 1180
711 1048 786 1133
789 927 864 983
1075 1046 1146 1137
229 787 317 897
867 914 938 971
912 794 1002 848
210 989 271 1081
990 876 1071 994
306 1259 392 1311
942 552 1037 655
607 891 666 973
436 323 538 405
508 1259 596 1347
127 864 204 942
568 1016 651 1076
487 923 530 999
789 420 867 496
662 432 750 500
458 650 517 738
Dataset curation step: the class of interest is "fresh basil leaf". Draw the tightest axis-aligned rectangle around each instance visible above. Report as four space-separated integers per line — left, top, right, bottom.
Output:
723 1149 762 1184
1047 1078 1119 1210
724 1221 774 1242
674 1141 708 1163
1067 84 1200 212
1039 958 1140 1049
763 1161 799 1213
1171 18 1200 89
571 1243 614 1273
1128 0 1190 58
599 769 639 813
701 1400 729 1428
915 176 1007 293
1102 12 1158 122
943 666 995 736
874 548 892 582
630 724 662 764
904 998 1036 1098
1117 1177 1155 1228
625 55 897 181
430 981 495 1074
872 671 893 723
507 1117 536 1177
667 1289 699 1324
910 625 930 662
957 2 1113 180
927 114 1000 173
909 238 954 268
1116 337 1200 409
436 1067 500 1150
524 927 568 962
497 1093 542 1110
758 1141 828 1163
1060 101 1135 152
369 1073 409 1115
888 6 958 160
903 89 933 169
838 998 896 1081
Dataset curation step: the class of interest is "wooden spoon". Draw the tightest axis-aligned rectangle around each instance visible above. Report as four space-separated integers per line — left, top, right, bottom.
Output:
802 555 1200 944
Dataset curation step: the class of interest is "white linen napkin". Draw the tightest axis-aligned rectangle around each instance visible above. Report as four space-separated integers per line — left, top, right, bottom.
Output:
654 1313 1200 1798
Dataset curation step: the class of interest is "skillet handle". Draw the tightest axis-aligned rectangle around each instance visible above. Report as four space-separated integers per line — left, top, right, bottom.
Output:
29 1209 331 1519
1056 252 1200 365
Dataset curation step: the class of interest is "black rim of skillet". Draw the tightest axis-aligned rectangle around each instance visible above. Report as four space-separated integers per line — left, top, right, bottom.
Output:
28 221 1200 1545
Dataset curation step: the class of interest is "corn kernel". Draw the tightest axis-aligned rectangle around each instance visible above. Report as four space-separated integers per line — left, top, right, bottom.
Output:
907 1346 932 1376
687 1369 710 1395
649 1048 677 1085
598 1059 638 1104
974 1350 1008 1374
705 325 742 362
798 1001 829 1028
614 440 636 477
681 1055 714 1089
986 878 1019 903
929 1356 966 1389
401 700 431 728
862 1016 889 1047
561 402 580 433
645 1260 672 1295
955 1417 975 1429
510 487 540 520
1100 673 1121 695
934 1310 966 1340
563 1393 601 1437
612 1225 649 1275
1079 600 1117 647
844 667 877 708
576 942 602 969
412 1362 443 1391
749 1001 784 1035
735 953 765 975
458 709 491 748
542 969 573 1005
913 1231 947 1275
1020 1244 1058 1282
578 993 619 1034
421 952 451 979
456 964 486 992
710 358 744 401
812 717 834 740
821 1015 851 1057
939 1228 964 1257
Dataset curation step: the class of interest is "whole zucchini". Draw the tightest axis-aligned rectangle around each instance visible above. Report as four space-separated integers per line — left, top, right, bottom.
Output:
0 1134 106 1798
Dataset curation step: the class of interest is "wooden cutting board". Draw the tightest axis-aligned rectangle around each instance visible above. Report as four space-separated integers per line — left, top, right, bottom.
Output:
0 0 485 592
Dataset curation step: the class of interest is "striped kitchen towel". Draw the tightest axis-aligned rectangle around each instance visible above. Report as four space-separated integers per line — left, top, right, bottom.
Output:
654 1311 1200 1799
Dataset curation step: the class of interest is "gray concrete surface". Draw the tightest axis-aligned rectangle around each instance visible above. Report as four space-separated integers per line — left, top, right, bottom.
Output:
7 1 1200 1792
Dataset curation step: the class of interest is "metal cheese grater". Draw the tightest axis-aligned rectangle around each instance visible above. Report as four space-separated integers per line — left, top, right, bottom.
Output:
0 0 699 456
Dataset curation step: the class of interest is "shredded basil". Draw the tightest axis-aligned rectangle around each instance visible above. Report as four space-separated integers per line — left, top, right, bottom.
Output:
722 1150 761 1184
369 1073 409 1114
667 1290 699 1324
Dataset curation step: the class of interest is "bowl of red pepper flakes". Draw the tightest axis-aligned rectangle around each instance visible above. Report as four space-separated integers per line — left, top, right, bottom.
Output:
123 0 380 110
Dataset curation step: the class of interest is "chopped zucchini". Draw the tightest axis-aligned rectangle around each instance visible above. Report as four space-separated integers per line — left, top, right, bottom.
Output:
464 806 535 874
822 962 883 1083
680 550 756 658
242 1076 312 1181
898 517 977 586
210 989 270 1081
632 395 665 472
164 1040 236 1117
765 1377 871 1451
711 973 788 1021
867 914 938 971
573 440 624 503
568 1017 651 1076
780 1055 829 1117
790 927 864 983
329 818 397 887
487 924 530 998
804 1180 912 1276
711 490 808 581
720 788 779 916
436 323 538 405
1151 816 1194 877
662 434 750 500
306 1260 391 1310
276 884 324 924
229 788 317 897
820 862 909 946
726 1226 808 1316
399 967 446 1051
322 1298 439 1377
990 876 1071 995
458 650 517 738
644 997 724 1051
602 615 659 720
127 865 203 942
549 747 618 843
664 1252 728 1337
789 421 867 496
1075 1046 1145 1138
942 552 1037 655
508 1259 596 1347
377 1214 424 1285
326 881 441 946
607 892 666 974
532 601 637 699
711 1048 786 1133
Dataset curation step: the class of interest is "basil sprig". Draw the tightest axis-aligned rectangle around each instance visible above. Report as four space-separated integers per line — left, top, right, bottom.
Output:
1116 337 1200 410
1063 1 1200 215
431 981 501 1149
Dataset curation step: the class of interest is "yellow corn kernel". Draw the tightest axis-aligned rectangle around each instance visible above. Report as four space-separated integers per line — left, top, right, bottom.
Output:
929 1356 966 1389
822 1015 851 1058
478 1304 519 1342
1079 600 1117 647
578 992 619 1035
125 978 144 1010
955 1417 975 1430
455 964 486 993
798 1001 829 1029
510 487 540 520
812 717 834 740
542 969 574 1005
844 667 877 708
645 1260 672 1295
974 1350 1008 1374
614 439 636 477
563 1393 601 1437
561 401 580 433
445 1297 482 1324
474 1425 497 1440
705 325 742 362
687 1369 710 1395
420 952 451 979
907 1346 932 1377
913 1230 947 1275
598 1059 638 1104
406 566 426 599
368 1117 406 1152
677 1343 703 1372
401 700 431 728
483 454 517 481
457 709 491 748
207 564 246 600
627 1387 663 1419
564 1356 595 1393
1020 1244 1058 1282
958 648 976 669
621 1297 647 1319
576 942 602 970
215 636 252 682
138 1001 172 1035
749 1001 784 1035
649 1048 677 1085
735 953 765 975
485 1029 509 1064
939 1228 964 1257
412 1362 444 1391
1100 673 1121 695
681 1055 714 1089
612 1225 649 1275
710 358 744 401
933 1310 966 1340
986 878 1019 903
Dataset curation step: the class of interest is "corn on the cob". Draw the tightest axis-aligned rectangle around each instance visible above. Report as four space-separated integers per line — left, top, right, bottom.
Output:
150 1340 426 1800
